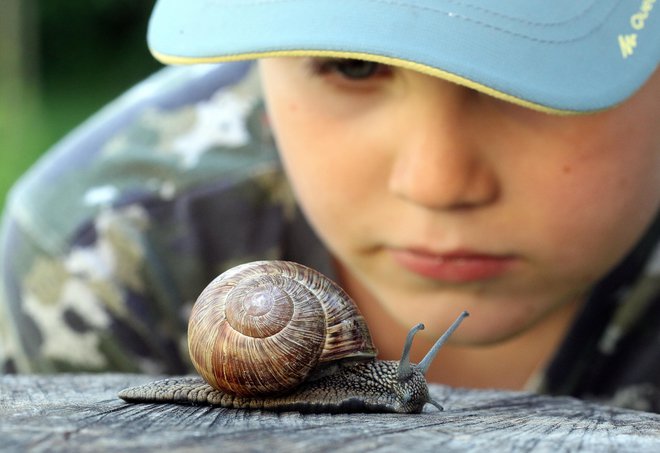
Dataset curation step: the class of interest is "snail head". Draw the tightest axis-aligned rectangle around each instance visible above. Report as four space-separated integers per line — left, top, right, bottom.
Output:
396 311 470 411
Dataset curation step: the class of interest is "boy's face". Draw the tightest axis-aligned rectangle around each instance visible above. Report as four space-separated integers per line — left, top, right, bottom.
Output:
259 58 660 345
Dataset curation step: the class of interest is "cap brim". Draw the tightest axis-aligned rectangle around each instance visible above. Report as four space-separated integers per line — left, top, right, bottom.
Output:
148 0 659 114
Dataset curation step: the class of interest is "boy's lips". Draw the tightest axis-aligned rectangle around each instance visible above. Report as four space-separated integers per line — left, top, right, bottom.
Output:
389 248 516 283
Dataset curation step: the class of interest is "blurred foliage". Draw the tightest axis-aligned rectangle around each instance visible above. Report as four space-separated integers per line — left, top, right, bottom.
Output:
0 0 161 210
38 0 159 88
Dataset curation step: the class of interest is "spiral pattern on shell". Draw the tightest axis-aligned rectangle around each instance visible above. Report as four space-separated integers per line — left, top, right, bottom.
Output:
188 261 377 397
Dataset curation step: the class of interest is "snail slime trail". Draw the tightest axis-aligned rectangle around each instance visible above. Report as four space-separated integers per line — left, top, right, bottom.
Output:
118 260 469 414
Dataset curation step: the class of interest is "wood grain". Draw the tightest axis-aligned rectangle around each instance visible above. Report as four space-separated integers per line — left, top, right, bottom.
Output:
1 374 659 452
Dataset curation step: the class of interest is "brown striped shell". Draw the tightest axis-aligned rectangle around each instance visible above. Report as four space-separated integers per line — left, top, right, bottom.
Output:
188 260 377 397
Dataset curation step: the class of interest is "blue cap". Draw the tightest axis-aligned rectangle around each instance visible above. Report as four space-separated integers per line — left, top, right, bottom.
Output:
148 0 659 114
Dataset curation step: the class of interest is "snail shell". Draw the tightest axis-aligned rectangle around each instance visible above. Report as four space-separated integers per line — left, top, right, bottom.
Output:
188 260 377 397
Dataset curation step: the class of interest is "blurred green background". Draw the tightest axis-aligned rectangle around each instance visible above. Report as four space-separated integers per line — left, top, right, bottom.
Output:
0 0 161 212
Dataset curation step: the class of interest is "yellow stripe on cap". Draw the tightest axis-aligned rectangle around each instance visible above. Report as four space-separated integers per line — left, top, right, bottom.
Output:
151 48 589 115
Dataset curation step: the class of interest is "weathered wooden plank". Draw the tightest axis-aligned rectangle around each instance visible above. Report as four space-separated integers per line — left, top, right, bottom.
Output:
1 374 659 452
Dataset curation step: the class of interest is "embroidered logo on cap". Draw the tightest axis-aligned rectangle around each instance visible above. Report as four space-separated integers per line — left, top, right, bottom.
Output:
618 0 656 59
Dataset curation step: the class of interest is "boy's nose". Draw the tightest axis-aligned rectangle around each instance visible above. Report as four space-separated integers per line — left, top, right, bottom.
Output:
387 84 499 211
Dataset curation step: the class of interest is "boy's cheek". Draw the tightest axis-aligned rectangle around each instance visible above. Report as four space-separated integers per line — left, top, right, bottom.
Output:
528 185 656 289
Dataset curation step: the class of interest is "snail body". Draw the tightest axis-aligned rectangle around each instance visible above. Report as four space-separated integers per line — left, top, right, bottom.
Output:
119 260 469 414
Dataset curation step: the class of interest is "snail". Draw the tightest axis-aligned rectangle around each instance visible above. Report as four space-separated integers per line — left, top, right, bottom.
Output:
118 260 469 414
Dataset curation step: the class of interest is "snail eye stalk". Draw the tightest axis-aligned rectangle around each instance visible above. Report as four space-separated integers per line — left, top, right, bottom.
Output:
397 323 425 381
418 311 470 375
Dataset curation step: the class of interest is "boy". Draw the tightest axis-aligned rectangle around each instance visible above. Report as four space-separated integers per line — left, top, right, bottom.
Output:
1 1 659 411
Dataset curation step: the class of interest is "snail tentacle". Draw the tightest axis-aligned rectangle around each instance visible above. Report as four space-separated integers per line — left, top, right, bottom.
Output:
417 311 470 375
397 323 425 381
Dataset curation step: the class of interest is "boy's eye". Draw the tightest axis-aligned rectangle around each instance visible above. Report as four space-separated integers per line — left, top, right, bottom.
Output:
332 59 382 79
311 58 392 81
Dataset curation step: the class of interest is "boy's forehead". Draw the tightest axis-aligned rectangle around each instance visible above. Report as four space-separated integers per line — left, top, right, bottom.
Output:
147 0 660 114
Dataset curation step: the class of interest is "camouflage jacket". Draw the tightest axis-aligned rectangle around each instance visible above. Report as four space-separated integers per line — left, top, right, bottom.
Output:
1 63 659 412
